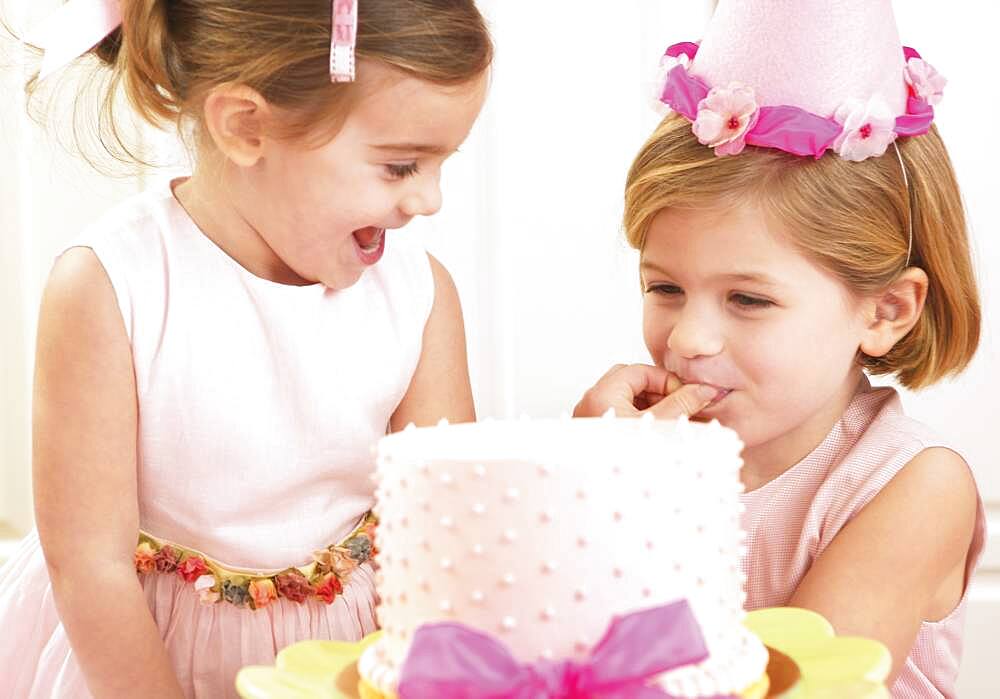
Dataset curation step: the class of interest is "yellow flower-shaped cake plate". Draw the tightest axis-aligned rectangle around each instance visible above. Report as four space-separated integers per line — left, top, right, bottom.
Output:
237 607 892 699
744 607 892 698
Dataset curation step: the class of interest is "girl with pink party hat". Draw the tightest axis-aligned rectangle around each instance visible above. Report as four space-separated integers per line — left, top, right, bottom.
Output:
0 1 491 697
576 1 985 696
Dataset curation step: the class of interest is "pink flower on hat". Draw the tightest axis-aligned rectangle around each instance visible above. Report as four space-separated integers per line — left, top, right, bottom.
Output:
904 58 946 106
833 97 897 162
692 83 760 157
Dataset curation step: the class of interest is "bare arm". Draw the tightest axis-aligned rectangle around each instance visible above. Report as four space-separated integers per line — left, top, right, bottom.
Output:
788 447 977 684
389 254 475 430
33 248 185 698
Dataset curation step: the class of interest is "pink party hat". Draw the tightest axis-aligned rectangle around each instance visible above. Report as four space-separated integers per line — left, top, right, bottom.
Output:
654 0 946 161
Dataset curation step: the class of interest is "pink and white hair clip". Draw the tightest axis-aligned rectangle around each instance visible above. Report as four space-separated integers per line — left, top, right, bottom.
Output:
329 0 359 83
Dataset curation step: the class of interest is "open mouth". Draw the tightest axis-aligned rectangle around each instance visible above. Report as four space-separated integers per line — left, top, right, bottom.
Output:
352 227 386 265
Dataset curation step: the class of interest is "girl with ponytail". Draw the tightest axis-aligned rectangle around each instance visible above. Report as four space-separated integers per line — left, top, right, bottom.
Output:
0 2 492 697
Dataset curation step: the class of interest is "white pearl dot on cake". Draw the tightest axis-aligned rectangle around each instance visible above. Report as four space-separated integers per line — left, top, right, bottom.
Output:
471 503 487 516
399 478 407 489
503 487 520 502
419 500 430 512
420 538 431 551
439 472 454 486
401 557 410 569
470 590 485 605
440 515 454 529
537 465 551 477
541 560 558 574
400 516 409 528
612 511 623 522
612 567 623 579
540 649 554 660
645 540 654 550
501 573 517 587
419 463 430 475
540 606 557 621
418 577 431 591
437 418 450 427
440 558 453 571
574 588 587 602
471 543 485 556
539 510 553 524
577 536 587 548
473 464 487 478
612 465 622 475
574 640 590 654
642 587 652 598
576 489 586 500
502 528 518 543
440 599 453 613
500 616 517 632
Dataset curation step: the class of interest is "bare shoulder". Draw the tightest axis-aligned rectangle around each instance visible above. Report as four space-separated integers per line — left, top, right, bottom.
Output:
884 446 977 524
43 246 119 317
426 252 460 304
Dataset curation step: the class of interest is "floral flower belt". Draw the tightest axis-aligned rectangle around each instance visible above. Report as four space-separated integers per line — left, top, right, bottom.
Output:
134 512 377 610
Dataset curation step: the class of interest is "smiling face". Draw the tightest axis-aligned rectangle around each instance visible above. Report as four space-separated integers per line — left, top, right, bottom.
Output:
641 201 870 466
240 63 488 289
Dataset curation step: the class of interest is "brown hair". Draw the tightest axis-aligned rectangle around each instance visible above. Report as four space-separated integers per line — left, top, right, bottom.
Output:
624 114 980 389
26 0 492 163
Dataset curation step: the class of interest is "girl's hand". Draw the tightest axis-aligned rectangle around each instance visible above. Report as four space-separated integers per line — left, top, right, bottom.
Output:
573 364 717 419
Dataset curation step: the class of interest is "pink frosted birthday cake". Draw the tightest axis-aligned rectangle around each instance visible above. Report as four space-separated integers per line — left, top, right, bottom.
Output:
358 416 769 698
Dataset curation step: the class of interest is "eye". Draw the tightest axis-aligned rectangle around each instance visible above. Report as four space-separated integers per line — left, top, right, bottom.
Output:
730 293 774 309
384 162 420 179
645 283 683 296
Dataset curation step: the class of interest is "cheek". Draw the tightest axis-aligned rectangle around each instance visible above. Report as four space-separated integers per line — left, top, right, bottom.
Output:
642 305 672 363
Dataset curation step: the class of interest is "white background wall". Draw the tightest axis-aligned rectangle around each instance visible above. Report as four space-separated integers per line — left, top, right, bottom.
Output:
1 1 996 694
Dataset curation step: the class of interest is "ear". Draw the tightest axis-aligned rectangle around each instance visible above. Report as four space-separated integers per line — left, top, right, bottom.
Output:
202 84 270 168
859 267 929 358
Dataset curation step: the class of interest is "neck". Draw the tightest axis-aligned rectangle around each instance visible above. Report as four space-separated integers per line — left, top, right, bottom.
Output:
740 370 868 491
172 164 310 286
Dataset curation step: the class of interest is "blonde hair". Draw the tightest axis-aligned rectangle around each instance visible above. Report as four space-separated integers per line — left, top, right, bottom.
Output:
624 114 980 389
26 0 492 162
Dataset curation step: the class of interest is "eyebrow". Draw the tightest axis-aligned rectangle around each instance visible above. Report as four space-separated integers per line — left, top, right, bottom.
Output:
640 260 781 287
369 143 453 156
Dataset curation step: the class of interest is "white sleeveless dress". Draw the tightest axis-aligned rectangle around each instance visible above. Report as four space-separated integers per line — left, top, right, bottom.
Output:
0 179 435 698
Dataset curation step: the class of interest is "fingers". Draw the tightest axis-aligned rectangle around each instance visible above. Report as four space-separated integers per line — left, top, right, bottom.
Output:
608 364 673 403
643 382 718 420
574 364 671 417
665 372 683 395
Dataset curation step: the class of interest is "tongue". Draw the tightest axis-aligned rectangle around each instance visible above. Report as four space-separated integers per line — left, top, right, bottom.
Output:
354 227 380 247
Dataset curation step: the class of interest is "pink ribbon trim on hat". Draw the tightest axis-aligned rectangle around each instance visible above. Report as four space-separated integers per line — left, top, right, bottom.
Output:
658 41 939 159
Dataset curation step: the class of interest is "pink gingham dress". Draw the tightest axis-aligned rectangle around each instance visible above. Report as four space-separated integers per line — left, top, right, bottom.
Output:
741 383 987 698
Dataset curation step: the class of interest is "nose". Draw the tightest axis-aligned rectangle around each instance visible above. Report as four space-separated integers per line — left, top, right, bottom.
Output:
399 174 442 218
667 305 724 359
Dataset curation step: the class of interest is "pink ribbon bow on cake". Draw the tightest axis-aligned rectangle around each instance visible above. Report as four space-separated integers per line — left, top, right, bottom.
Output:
397 600 737 699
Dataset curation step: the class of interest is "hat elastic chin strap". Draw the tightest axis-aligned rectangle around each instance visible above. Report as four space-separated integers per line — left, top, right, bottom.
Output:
892 140 914 268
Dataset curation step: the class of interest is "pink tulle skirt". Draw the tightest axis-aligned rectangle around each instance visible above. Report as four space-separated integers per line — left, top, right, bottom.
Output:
0 531 378 698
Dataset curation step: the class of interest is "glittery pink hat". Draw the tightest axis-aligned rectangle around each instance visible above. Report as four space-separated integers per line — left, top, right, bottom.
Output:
653 0 946 161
